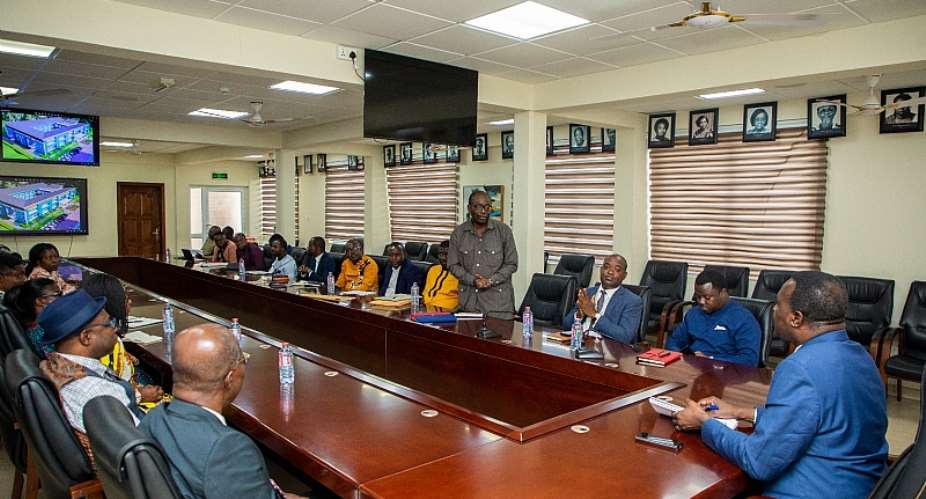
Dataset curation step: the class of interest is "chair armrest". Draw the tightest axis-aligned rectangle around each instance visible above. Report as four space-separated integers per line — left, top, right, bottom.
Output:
869 326 899 367
656 300 692 348
69 479 104 499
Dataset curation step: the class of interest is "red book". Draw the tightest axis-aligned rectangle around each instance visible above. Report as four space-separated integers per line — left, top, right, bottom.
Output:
636 348 682 367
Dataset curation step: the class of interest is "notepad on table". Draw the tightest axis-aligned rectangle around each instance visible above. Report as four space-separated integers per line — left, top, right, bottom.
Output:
636 348 682 367
124 331 162 345
127 316 164 328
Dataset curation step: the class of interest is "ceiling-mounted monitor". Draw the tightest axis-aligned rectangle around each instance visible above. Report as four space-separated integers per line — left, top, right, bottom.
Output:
363 50 477 147
1 107 100 166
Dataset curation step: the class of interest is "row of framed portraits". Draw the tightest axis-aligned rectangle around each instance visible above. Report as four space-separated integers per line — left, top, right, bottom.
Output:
383 143 461 166
299 154 364 174
648 86 925 149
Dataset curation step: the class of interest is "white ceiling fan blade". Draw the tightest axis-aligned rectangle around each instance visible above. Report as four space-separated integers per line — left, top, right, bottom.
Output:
0 88 71 99
743 13 823 26
882 95 926 111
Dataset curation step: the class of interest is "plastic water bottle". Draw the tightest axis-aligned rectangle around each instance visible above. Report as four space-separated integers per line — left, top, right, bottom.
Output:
522 306 534 339
570 316 584 351
238 259 246 280
164 249 171 263
230 318 242 345
162 303 175 361
278 342 295 385
410 282 420 314
326 272 336 295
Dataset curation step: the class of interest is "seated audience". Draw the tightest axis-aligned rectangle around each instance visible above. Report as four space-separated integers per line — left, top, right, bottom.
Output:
675 271 888 498
336 238 378 292
422 241 459 311
268 234 296 282
0 251 27 298
26 243 76 294
2 278 60 356
234 233 266 271
208 229 238 264
379 242 423 297
201 226 221 258
140 324 304 499
561 254 642 344
222 226 235 242
297 236 336 283
665 270 760 366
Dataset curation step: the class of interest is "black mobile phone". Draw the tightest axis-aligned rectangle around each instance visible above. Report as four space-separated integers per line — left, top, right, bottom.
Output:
635 432 683 452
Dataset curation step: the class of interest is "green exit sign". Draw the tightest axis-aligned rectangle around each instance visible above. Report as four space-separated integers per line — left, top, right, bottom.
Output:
212 172 228 180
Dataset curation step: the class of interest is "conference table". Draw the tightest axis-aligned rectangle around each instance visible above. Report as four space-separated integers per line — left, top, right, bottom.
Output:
71 257 772 498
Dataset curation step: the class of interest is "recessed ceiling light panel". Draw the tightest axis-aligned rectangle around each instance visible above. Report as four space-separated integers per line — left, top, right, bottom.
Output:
189 108 249 119
100 141 135 148
465 1 589 40
0 39 55 58
270 80 340 95
488 119 514 125
0 86 18 96
697 88 766 100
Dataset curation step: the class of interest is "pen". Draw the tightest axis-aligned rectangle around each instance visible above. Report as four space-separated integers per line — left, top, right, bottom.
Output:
705 403 719 411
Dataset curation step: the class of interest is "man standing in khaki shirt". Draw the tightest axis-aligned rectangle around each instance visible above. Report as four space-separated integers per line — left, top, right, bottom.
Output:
448 190 519 317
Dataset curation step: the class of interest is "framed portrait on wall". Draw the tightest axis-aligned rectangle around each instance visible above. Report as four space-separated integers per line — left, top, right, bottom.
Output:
422 143 437 164
447 145 460 162
501 131 514 159
317 153 327 172
383 145 396 167
807 95 847 139
472 133 488 161
546 126 554 156
601 128 616 152
399 142 413 164
648 112 675 148
880 87 925 134
569 124 591 154
303 154 313 174
463 185 504 222
742 102 777 142
688 108 718 145
347 155 362 171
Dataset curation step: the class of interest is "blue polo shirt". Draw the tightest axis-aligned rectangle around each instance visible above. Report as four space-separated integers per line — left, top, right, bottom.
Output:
665 299 760 366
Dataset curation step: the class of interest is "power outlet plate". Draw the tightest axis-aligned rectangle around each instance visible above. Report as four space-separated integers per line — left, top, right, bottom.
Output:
336 45 359 61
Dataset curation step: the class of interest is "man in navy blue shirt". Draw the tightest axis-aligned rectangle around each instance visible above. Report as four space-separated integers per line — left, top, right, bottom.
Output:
675 271 888 499
665 270 760 366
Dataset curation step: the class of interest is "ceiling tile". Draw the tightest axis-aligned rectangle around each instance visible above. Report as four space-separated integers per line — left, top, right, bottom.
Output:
381 0 521 23
333 4 453 40
0 68 35 87
43 60 129 80
588 42 679 67
237 0 372 23
113 0 232 18
541 0 683 22
410 25 517 56
530 57 615 78
476 43 571 68
497 69 557 84
843 0 926 22
382 42 462 63
446 57 516 75
200 70 280 88
0 53 47 71
32 73 114 91
301 26 396 49
533 24 640 55
107 80 164 96
602 3 700 41
741 4 866 41
214 6 321 36
55 50 143 69
135 62 213 79
120 70 198 89
720 0 844 15
657 25 765 55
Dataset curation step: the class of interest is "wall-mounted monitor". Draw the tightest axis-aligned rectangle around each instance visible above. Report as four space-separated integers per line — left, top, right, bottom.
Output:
363 50 477 147
0 176 88 235
1 107 100 166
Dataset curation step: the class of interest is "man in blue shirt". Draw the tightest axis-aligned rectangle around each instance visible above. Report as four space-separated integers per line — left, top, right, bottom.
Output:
268 234 296 283
675 271 888 499
561 254 642 344
665 270 760 366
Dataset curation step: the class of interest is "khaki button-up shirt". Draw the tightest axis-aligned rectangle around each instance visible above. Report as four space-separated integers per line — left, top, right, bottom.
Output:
448 219 518 317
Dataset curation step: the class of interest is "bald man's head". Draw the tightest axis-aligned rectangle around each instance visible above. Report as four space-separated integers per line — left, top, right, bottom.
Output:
172 323 242 394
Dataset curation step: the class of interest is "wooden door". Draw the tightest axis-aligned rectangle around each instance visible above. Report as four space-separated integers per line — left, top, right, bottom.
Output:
117 182 165 259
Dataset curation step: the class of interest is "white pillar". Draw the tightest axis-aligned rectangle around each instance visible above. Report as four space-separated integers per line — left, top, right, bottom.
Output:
275 149 297 244
612 115 650 281
364 150 390 252
511 111 547 303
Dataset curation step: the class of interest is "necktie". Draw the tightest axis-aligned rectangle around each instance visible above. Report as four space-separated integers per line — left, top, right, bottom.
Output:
596 290 606 315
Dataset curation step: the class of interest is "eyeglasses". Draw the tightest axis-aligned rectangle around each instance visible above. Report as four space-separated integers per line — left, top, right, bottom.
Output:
40 291 63 300
85 317 119 332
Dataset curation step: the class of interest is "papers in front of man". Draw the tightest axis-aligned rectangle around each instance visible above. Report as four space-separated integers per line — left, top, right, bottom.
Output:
127 315 164 328
454 312 484 320
124 331 162 345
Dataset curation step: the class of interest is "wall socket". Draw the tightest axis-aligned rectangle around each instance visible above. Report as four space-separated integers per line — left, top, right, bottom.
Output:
336 45 359 61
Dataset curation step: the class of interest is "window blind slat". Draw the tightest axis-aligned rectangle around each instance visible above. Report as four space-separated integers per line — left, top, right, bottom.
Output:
325 166 365 241
545 152 616 260
386 162 458 245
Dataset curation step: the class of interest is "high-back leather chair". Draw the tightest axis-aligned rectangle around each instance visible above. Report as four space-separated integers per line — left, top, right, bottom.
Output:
868 365 926 499
518 273 577 328
370 255 388 285
838 276 894 347
623 284 652 342
290 247 306 265
0 356 28 499
730 297 774 368
330 243 346 254
409 260 433 285
0 303 34 359
261 244 274 270
84 396 181 499
426 244 441 263
881 281 926 400
553 255 596 289
751 269 796 301
703 264 750 297
5 349 100 499
328 252 345 280
638 260 688 331
404 242 429 262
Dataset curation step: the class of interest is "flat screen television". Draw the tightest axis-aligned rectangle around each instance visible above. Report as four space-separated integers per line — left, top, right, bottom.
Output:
1 107 100 166
0 176 88 235
363 50 478 146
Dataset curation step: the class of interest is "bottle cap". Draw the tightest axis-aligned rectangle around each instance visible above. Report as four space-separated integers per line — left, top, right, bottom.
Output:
232 318 239 323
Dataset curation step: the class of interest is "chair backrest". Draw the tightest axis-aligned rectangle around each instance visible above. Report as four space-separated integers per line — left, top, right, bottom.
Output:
751 269 796 301
404 242 429 262
409 260 432 284
261 244 274 270
730 297 774 367
0 358 26 473
518 273 577 327
330 243 346 253
426 244 441 263
0 303 34 359
5 349 95 499
84 396 181 499
838 275 895 347
899 281 926 360
328 252 345 279
868 365 926 499
623 284 652 342
638 260 688 325
290 247 306 265
703 264 750 297
553 255 596 289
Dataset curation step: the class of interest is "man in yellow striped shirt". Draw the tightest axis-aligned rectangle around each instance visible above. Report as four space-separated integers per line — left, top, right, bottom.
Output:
423 241 459 311
336 238 378 292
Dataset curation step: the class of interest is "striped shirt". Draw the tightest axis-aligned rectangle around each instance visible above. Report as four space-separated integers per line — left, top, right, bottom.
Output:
423 265 459 311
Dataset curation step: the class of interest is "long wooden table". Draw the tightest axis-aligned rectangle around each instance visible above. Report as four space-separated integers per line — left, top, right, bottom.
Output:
73 257 772 498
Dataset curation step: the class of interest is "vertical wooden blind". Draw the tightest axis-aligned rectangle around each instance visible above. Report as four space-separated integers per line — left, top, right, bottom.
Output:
385 162 458 243
544 153 616 259
325 166 365 241
258 175 300 242
648 129 827 270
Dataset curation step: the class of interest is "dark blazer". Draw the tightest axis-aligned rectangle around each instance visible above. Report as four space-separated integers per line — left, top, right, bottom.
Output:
298 251 337 283
378 260 424 296
561 285 643 344
138 399 278 499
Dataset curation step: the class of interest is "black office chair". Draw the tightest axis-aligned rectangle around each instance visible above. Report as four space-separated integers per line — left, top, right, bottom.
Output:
639 260 688 338
426 244 441 263
623 284 652 342
291 247 306 265
328 252 345 280
5 349 101 499
261 244 274 270
404 242 429 262
0 303 35 359
84 396 181 499
879 281 926 401
370 255 388 285
839 275 894 348
868 365 926 499
0 355 29 499
553 254 596 289
730 297 774 368
409 260 433 285
703 264 750 297
330 243 346 253
518 273 577 328
752 269 797 357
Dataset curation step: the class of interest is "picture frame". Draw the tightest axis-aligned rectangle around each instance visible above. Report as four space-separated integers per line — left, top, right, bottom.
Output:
501 131 514 159
688 108 718 146
399 142 413 165
463 185 504 222
447 145 460 163
569 124 591 154
742 102 778 142
303 154 313 174
601 127 616 152
347 155 360 171
807 94 847 139
880 87 925 134
317 153 327 172
383 145 396 167
648 113 676 148
472 133 488 161
422 143 437 164
546 126 554 156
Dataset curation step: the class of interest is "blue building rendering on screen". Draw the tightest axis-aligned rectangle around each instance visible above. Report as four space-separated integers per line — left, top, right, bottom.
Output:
2 116 90 158
0 182 77 226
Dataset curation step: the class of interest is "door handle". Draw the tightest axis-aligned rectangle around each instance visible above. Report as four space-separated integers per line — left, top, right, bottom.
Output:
153 227 160 237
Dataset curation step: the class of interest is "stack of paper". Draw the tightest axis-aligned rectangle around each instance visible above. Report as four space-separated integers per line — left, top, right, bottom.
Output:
127 316 164 328
124 331 162 345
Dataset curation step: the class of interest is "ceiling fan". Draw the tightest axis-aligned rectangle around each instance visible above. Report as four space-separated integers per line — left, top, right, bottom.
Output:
198 101 296 127
0 88 72 104
822 74 926 116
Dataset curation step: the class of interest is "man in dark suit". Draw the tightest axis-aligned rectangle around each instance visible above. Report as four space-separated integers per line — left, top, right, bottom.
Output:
379 242 424 297
139 324 304 499
562 254 643 344
297 236 336 283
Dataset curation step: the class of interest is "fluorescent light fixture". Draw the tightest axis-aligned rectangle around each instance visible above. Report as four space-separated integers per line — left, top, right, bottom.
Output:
0 39 55 58
0 86 18 96
698 88 766 100
270 80 340 95
100 141 134 148
243 154 265 160
189 108 249 119
488 118 514 126
465 1 589 39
